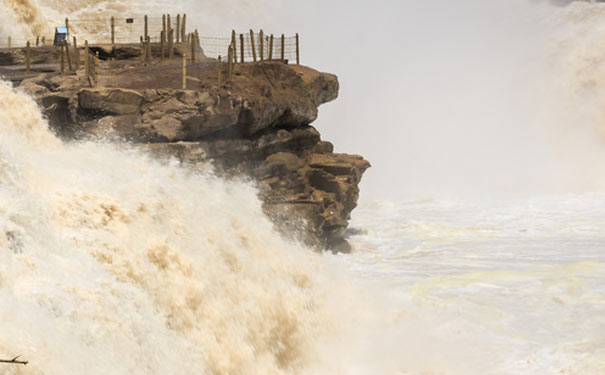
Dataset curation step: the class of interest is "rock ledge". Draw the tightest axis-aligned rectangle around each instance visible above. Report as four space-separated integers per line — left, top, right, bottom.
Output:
20 59 369 250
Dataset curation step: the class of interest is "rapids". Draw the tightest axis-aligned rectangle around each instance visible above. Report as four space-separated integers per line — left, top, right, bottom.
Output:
1 0 605 374
0 80 348 375
343 196 605 374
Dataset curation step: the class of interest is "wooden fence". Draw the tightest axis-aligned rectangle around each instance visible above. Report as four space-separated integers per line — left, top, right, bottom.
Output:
0 15 301 63
1 15 303 91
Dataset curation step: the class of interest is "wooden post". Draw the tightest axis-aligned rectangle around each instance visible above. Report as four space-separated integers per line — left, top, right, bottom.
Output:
228 44 233 81
35 36 39 47
296 33 300 65
145 36 151 64
217 55 222 88
161 15 166 59
94 51 99 87
162 14 167 47
169 29 174 58
281 34 285 63
143 36 148 64
7 36 10 49
167 14 171 37
167 16 171 60
182 53 187 89
232 41 237 66
181 14 187 43
259 29 264 61
160 30 165 60
231 30 237 63
168 29 173 58
139 36 144 66
269 34 273 61
190 33 195 63
41 36 45 46
176 15 181 43
195 29 200 51
111 16 115 46
240 34 244 63
25 41 31 73
250 30 256 62
65 18 69 38
60 45 65 76
73 36 79 71
144 15 148 40
64 39 72 71
85 40 90 79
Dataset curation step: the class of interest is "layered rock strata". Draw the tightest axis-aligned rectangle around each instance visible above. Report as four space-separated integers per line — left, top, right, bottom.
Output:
18 59 369 251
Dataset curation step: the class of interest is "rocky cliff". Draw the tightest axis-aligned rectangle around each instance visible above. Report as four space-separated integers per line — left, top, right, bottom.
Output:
16 55 369 251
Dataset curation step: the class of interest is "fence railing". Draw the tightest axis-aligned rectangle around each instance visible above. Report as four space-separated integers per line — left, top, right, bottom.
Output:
1 14 302 93
0 15 300 63
200 32 298 63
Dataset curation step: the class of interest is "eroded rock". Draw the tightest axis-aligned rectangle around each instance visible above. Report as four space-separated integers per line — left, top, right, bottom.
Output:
26 61 368 251
79 88 144 116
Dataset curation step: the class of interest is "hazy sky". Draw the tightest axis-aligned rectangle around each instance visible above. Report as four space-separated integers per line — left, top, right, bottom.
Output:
261 0 605 201
4 0 605 200
262 1 555 199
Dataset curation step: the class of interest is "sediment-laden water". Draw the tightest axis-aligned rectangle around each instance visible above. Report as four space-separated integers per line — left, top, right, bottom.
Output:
342 196 605 374
1 0 605 374
0 80 356 375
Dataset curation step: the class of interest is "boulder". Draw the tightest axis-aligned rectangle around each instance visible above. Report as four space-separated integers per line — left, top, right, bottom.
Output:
312 141 334 154
258 152 303 179
79 88 144 116
255 126 320 156
308 153 371 183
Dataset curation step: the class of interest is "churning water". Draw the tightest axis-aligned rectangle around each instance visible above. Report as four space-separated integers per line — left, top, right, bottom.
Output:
342 196 605 374
0 80 355 375
1 0 605 374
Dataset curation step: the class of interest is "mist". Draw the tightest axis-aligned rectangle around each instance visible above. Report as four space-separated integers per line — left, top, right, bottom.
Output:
1 2 605 374
87 0 605 200
4 0 605 201
268 0 605 200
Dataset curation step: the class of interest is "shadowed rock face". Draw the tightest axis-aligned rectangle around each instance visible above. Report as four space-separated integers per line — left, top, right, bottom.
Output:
19 60 369 251
0 46 61 66
0 43 201 67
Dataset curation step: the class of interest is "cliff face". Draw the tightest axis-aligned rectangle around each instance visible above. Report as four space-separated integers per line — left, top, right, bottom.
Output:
19 60 369 251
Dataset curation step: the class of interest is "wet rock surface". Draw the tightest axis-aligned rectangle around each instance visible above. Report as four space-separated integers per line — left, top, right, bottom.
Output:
18 58 369 251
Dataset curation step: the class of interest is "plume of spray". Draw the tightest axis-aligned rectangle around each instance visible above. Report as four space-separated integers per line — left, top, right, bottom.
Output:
0 79 336 375
6 0 605 200
264 0 605 200
0 0 47 37
0 1 491 374
0 78 496 375
539 2 605 172
4 0 605 373
0 0 282 39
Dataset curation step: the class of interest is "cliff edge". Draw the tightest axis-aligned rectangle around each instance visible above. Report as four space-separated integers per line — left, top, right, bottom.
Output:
17 57 370 251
